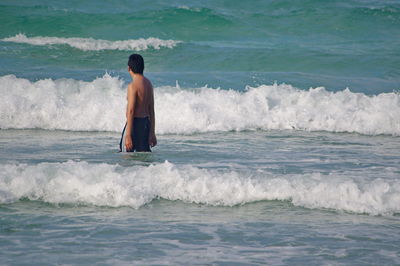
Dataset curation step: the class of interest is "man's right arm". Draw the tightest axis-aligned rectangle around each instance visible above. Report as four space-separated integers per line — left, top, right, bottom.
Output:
125 83 136 151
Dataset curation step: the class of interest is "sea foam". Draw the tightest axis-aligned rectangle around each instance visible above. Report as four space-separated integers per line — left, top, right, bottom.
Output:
1 74 399 135
0 161 399 215
1 34 181 51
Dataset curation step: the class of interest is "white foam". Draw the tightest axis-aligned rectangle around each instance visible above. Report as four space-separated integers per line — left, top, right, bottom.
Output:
177 6 202 12
0 74 125 131
2 34 181 51
1 74 400 135
0 161 399 215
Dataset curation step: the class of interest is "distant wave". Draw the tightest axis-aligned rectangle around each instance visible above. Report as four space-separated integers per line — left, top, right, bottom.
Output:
0 161 399 215
1 34 181 51
0 74 399 135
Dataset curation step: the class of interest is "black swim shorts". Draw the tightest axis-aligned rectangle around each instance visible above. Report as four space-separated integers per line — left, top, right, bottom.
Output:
119 117 151 152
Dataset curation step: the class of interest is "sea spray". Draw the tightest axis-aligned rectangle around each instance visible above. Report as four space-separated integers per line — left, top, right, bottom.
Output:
0 161 399 215
1 74 399 135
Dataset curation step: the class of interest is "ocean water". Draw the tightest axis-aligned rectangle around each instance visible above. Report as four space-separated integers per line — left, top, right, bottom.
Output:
1 0 400 265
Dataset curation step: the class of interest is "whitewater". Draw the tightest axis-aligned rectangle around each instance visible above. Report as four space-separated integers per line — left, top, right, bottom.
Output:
1 0 400 264
1 74 399 135
1 160 399 215
2 34 181 51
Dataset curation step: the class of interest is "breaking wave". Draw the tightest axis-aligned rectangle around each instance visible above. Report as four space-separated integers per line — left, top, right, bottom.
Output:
0 74 399 135
0 161 399 215
1 34 181 51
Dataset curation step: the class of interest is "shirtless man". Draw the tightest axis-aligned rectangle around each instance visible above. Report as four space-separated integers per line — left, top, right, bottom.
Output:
125 54 157 152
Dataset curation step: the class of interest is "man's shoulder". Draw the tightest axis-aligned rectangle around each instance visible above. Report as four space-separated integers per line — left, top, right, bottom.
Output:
128 81 137 89
128 82 139 96
143 76 153 89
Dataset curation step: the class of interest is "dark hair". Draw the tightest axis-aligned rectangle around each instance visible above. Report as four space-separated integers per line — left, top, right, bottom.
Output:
128 54 144 74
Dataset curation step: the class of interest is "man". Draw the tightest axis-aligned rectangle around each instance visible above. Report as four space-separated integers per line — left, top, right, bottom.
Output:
125 54 157 152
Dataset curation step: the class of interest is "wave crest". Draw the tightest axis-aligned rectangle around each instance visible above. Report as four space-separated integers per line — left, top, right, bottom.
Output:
2 34 181 51
0 161 399 215
0 74 399 135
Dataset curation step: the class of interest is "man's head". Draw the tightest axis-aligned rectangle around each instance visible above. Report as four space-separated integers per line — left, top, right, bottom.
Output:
128 54 144 74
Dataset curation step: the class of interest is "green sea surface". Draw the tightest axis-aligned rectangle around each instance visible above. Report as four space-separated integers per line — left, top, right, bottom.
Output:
1 0 400 265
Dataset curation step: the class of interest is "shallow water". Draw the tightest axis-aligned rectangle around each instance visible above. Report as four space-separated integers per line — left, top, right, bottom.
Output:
1 200 399 265
1 0 400 264
1 129 400 264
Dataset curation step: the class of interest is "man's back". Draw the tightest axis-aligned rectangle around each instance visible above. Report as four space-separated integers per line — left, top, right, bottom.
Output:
131 75 153 118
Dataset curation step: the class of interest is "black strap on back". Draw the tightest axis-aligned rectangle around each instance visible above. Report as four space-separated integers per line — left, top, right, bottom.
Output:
119 123 127 152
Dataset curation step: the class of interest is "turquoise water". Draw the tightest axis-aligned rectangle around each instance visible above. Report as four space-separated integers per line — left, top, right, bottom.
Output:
1 0 400 264
1 0 399 92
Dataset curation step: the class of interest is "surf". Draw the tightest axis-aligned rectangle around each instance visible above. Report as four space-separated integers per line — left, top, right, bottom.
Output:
0 160 399 215
1 34 182 51
1 74 399 135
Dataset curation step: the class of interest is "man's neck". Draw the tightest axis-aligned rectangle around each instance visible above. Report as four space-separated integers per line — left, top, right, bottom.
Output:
130 72 143 80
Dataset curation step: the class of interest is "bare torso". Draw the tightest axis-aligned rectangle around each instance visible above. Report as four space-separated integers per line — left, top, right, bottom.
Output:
127 75 153 118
